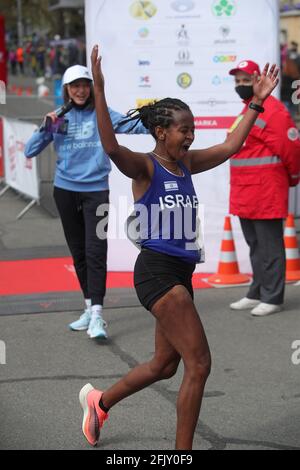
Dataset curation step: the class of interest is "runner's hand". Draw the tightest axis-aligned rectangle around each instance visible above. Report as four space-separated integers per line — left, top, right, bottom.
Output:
91 45 104 92
252 63 279 102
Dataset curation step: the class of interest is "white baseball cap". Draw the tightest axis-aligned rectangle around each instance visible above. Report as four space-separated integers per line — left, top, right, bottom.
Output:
62 65 92 86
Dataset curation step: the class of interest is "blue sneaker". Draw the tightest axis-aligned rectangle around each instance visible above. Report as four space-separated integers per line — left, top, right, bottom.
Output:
69 309 91 331
88 316 108 339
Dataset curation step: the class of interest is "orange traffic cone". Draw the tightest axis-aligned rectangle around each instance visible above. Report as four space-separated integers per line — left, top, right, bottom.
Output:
17 86 23 96
284 214 300 282
207 216 251 286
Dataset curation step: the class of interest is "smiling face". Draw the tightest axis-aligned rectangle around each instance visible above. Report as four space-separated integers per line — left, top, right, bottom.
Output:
155 109 195 160
66 79 92 106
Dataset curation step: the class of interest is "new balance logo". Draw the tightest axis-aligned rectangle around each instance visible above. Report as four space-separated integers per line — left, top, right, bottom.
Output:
67 121 95 140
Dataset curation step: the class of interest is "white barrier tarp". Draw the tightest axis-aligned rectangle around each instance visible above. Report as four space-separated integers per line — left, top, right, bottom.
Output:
85 0 279 272
2 117 39 200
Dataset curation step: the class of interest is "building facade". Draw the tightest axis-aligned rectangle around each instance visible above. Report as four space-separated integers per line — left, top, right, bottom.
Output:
280 1 300 46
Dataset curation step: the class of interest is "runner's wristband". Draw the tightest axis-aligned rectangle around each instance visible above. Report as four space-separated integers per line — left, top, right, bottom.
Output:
249 102 265 113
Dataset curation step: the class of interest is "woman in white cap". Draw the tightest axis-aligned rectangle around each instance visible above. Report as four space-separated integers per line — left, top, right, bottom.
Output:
25 65 148 339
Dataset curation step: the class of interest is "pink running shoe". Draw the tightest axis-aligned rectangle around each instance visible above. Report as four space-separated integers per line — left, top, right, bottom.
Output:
79 383 109 446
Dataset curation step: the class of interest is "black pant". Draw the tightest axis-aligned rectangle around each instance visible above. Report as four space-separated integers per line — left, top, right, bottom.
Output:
240 218 286 305
53 187 109 305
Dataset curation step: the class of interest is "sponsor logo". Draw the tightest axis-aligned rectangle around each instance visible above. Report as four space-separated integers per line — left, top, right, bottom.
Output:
287 127 299 141
164 181 179 192
194 116 237 129
171 0 195 13
175 49 193 66
212 0 237 17
214 25 236 45
130 1 157 20
195 118 218 128
213 55 236 63
178 49 190 61
212 75 222 85
138 59 151 66
211 75 222 86
177 72 192 89
176 24 189 42
138 27 150 38
220 25 230 37
212 75 234 86
139 76 151 87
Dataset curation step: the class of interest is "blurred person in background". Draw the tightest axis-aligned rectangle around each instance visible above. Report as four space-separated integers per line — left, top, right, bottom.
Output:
8 48 17 75
16 45 24 75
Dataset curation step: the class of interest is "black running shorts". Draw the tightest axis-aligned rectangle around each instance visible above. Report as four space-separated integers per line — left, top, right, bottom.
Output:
134 248 196 311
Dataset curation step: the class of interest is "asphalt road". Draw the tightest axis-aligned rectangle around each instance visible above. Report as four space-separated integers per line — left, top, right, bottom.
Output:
1 285 300 450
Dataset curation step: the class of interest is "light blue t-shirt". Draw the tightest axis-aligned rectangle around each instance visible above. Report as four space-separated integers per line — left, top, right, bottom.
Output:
25 107 148 192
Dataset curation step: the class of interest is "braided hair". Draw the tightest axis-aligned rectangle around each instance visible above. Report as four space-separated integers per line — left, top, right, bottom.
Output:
115 98 191 138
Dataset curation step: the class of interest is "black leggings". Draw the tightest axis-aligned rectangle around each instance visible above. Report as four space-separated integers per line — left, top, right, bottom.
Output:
53 187 109 305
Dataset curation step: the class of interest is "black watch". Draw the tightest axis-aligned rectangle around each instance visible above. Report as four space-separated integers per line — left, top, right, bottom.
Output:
249 102 265 113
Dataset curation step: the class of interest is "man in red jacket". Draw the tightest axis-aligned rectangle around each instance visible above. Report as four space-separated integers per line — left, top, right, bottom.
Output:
228 60 300 316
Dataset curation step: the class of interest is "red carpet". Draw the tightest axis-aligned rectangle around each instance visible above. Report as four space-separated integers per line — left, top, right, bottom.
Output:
0 257 212 296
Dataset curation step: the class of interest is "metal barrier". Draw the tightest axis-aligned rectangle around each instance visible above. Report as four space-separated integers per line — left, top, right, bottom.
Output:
19 116 59 217
38 143 59 217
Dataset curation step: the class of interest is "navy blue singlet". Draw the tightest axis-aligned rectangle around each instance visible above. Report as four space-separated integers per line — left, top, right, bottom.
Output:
133 154 202 264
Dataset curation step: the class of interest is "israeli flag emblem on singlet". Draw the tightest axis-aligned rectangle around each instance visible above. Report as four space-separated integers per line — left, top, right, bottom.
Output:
164 181 178 192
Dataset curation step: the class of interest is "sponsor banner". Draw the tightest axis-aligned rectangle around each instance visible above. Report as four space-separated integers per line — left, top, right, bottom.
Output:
2 117 39 199
85 0 279 272
194 116 236 129
85 0 279 113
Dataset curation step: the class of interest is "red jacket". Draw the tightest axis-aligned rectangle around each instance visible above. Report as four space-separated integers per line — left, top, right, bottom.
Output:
229 95 300 219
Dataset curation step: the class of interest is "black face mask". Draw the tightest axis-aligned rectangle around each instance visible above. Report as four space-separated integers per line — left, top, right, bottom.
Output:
235 85 254 100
